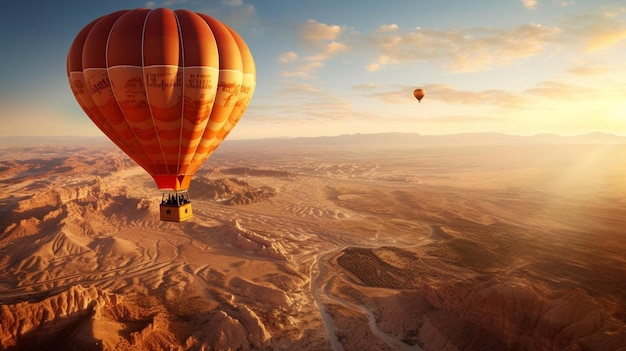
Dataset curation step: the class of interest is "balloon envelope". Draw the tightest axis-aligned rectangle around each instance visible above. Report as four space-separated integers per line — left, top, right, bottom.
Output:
413 88 425 103
67 8 256 190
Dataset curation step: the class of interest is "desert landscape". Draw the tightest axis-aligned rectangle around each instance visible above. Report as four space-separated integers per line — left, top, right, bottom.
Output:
1 133 625 351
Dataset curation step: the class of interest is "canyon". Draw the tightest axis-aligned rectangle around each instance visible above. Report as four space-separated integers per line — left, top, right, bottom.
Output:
1 133 625 350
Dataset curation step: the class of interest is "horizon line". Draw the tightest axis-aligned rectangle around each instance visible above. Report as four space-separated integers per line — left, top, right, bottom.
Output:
1 130 626 140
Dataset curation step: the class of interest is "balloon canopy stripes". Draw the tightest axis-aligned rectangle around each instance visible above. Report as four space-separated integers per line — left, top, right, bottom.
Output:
67 8 256 191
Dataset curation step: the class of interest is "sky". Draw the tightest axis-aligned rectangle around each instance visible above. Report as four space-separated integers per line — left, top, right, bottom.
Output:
0 0 625 139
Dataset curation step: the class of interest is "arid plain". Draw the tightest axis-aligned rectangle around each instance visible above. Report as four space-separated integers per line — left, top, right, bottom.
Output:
1 133 625 351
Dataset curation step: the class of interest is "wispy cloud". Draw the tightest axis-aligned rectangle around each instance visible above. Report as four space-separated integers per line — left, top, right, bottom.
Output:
279 19 348 78
525 80 590 101
278 51 298 64
421 84 529 108
521 0 539 10
251 81 353 123
560 8 626 52
359 83 532 109
300 19 342 42
567 60 609 75
275 4 625 129
299 7 624 77
367 22 560 73
280 61 324 79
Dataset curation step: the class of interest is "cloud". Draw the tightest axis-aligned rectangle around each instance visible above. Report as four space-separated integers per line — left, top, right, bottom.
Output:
250 81 353 123
521 0 538 10
299 61 324 72
296 19 348 60
428 80 598 108
415 84 514 106
280 61 324 78
365 8 625 74
567 60 609 75
280 19 349 78
367 63 381 72
560 8 626 52
278 51 298 63
278 81 322 95
324 41 347 55
368 23 560 73
376 24 399 33
300 41 348 62
525 80 589 100
359 83 530 109
300 19 342 42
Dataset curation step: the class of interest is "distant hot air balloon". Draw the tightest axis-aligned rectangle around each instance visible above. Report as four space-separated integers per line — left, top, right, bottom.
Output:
413 88 425 103
67 8 256 222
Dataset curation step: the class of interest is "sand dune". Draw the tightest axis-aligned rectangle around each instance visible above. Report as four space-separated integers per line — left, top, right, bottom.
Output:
1 134 625 350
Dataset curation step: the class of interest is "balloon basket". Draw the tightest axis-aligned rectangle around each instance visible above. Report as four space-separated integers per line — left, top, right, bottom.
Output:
160 190 193 222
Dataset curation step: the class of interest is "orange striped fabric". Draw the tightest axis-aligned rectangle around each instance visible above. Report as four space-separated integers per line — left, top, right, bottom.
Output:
67 8 256 190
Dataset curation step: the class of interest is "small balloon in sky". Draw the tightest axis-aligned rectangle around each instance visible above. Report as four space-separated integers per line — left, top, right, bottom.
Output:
413 88 425 103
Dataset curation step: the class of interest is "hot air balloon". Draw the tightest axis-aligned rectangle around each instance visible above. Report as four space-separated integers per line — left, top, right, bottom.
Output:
67 8 256 222
413 88 425 103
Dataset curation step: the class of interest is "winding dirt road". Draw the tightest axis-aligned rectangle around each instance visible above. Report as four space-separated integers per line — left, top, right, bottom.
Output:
310 246 423 351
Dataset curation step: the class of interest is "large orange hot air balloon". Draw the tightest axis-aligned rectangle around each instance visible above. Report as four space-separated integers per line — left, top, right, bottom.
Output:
413 88 425 103
67 8 256 222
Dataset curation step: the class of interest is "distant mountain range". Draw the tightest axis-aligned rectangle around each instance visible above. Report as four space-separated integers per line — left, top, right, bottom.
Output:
0 135 113 147
225 132 626 150
2 132 625 149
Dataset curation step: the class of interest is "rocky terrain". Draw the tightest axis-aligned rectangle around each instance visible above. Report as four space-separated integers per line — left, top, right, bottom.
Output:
0 134 625 350
190 177 277 205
